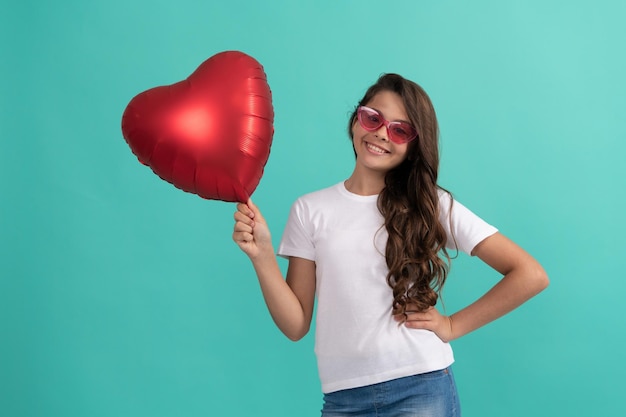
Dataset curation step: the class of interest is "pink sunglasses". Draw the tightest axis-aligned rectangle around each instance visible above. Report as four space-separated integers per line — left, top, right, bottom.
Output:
357 106 418 144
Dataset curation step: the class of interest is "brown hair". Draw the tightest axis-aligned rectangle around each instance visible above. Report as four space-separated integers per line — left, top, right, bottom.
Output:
348 73 452 319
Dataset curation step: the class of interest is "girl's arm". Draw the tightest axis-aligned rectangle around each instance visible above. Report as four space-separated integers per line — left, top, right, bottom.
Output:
233 200 316 341
399 232 549 341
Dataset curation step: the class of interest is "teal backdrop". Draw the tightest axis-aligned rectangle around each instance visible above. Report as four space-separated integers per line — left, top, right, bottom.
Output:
2 1 625 416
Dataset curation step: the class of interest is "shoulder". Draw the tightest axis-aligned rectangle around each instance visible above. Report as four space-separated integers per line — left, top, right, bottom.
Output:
436 187 487 222
281 183 344 240
299 182 343 201
286 181 361 228
435 187 498 254
436 187 456 217
437 187 453 205
435 187 476 221
292 182 344 210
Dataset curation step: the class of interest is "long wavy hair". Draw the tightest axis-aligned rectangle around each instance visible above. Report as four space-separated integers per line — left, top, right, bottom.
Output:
348 73 453 320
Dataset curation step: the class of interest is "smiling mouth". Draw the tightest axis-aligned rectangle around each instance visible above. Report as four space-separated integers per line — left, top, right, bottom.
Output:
365 142 389 154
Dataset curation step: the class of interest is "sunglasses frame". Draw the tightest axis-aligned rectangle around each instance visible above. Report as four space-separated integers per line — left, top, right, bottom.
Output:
356 106 418 144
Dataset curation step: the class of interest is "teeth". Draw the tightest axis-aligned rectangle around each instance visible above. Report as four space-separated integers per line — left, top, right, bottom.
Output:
366 142 387 154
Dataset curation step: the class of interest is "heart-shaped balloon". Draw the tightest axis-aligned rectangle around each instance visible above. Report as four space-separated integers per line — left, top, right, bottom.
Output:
121 51 274 202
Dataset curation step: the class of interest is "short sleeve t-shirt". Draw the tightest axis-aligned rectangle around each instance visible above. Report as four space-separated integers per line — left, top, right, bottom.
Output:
278 182 498 393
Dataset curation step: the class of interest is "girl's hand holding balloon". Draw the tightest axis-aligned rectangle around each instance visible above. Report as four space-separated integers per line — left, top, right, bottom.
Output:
233 199 273 260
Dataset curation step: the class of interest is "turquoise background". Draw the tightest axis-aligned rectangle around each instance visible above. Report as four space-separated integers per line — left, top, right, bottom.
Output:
2 0 625 416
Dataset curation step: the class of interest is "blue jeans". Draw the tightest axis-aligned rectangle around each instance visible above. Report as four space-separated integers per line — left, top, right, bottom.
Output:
321 367 460 417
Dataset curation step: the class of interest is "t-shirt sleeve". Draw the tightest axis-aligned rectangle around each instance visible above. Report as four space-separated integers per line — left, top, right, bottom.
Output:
277 198 316 261
438 190 498 255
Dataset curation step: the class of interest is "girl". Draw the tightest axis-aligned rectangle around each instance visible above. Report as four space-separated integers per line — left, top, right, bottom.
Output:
232 74 548 417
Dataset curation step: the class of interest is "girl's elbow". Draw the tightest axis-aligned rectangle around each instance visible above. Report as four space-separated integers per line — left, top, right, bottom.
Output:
532 264 550 293
285 330 308 342
284 324 310 342
287 333 305 342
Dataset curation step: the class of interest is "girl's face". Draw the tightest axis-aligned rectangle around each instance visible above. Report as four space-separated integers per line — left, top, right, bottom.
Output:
351 90 410 175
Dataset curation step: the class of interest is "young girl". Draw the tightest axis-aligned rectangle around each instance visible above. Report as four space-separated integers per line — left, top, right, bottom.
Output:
232 74 548 417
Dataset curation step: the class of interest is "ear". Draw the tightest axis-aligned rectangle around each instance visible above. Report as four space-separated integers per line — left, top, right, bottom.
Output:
350 120 357 139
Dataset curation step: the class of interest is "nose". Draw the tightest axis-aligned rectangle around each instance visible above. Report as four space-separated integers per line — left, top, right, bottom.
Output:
374 124 389 142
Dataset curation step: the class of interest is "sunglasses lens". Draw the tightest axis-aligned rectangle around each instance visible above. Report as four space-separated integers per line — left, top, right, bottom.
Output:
358 107 383 131
389 123 417 143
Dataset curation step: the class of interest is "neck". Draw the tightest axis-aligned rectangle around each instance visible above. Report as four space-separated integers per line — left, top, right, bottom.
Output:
344 169 386 196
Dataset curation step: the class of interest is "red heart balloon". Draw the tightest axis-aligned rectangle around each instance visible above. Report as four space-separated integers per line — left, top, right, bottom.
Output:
121 51 274 202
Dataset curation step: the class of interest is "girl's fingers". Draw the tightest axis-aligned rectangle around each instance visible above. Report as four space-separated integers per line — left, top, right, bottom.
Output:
406 315 430 323
394 306 435 322
233 223 253 234
233 231 254 243
234 211 255 227
236 202 255 219
405 308 436 322
247 199 266 223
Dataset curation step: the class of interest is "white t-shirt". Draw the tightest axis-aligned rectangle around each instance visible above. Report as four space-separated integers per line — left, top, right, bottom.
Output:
277 182 498 393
